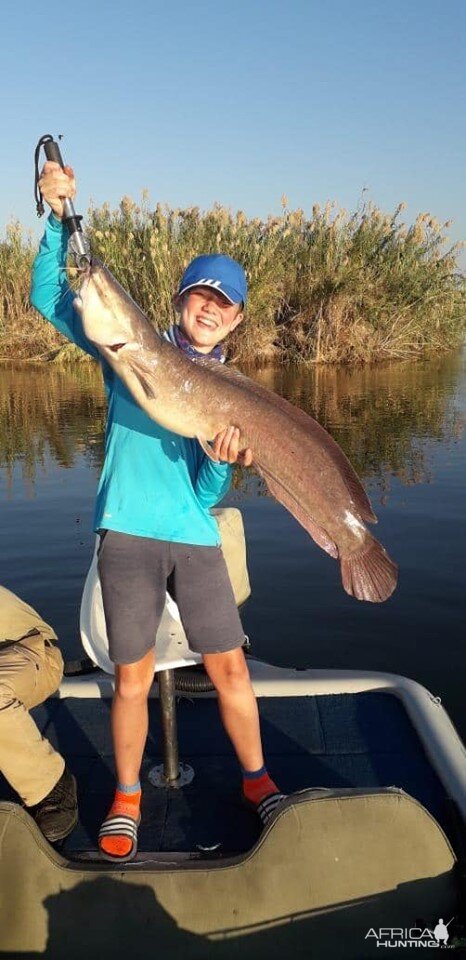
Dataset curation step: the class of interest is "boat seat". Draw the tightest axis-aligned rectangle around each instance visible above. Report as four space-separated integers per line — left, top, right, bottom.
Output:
0 787 457 958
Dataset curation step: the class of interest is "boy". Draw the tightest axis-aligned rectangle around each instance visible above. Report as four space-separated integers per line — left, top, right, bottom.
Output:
31 162 284 862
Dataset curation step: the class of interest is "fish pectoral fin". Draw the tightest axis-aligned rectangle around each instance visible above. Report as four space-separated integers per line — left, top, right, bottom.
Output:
135 371 156 400
197 435 220 463
126 357 157 399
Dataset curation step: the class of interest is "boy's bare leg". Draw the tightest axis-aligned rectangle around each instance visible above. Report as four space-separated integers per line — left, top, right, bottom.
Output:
111 647 156 786
203 648 285 822
203 648 264 771
99 648 156 859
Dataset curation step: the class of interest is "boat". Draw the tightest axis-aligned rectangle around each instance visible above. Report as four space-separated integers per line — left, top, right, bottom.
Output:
0 509 465 958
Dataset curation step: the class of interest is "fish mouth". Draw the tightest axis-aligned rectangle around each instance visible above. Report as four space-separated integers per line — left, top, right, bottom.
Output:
107 342 128 353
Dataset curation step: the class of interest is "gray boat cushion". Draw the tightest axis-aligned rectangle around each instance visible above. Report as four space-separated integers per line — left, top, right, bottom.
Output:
0 787 457 959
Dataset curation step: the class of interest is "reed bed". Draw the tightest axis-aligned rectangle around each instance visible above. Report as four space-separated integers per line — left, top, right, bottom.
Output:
0 223 61 360
1 197 465 364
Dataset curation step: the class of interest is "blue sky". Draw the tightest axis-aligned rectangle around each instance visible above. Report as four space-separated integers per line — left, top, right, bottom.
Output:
1 0 465 259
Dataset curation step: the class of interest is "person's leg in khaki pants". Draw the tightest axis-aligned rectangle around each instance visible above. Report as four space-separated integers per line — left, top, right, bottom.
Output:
0 635 65 806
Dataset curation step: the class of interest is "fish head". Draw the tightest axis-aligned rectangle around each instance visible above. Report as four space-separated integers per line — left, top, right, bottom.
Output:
75 258 145 356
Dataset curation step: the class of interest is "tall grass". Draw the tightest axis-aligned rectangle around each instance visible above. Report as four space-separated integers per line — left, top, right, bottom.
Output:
0 223 64 359
1 197 465 363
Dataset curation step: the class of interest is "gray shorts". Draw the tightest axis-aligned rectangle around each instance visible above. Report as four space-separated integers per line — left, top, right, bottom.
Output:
97 530 245 664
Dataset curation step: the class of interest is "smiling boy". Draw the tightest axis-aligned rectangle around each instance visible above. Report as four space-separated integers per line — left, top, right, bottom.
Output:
172 263 244 353
31 162 285 861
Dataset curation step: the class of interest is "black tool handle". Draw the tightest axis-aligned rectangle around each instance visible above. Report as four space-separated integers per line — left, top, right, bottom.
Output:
41 138 90 266
43 139 66 168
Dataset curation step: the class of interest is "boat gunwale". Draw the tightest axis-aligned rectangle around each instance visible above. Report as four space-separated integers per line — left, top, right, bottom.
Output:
58 662 466 824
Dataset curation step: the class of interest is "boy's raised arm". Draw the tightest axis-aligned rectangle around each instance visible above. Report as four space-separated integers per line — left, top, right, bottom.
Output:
30 212 99 359
30 161 99 358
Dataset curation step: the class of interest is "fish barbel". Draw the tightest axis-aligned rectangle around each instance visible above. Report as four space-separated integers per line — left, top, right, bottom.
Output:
76 259 398 602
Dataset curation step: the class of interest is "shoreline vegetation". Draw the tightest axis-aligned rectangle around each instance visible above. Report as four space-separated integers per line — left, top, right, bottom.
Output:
1 196 465 365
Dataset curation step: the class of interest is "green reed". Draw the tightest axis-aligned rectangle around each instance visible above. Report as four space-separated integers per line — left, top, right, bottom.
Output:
1 196 465 363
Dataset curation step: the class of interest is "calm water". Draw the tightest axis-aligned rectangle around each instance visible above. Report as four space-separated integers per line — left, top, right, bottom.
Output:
0 353 465 739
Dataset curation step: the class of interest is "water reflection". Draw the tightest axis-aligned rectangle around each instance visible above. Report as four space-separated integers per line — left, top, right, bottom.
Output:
249 352 465 488
0 363 106 491
0 351 464 495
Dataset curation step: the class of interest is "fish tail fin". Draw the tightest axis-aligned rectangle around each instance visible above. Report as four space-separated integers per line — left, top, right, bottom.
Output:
341 538 398 602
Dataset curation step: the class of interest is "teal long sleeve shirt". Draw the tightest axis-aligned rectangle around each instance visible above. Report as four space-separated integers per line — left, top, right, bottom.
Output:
30 215 233 545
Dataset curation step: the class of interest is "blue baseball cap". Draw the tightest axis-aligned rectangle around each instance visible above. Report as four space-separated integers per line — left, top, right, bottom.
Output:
178 254 247 306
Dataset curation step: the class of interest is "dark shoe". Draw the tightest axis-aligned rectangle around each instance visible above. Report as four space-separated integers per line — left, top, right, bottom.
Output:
29 767 78 842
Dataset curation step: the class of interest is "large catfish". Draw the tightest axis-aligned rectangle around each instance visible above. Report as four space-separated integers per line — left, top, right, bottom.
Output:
76 259 398 602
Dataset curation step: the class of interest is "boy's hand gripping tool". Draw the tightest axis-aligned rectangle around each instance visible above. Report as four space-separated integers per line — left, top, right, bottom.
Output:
34 134 91 269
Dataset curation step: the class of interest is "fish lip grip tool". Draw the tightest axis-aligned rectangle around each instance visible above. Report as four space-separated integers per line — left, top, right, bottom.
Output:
34 134 91 269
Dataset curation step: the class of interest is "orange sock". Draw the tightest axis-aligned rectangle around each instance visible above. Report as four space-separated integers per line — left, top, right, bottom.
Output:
242 768 280 807
98 787 141 859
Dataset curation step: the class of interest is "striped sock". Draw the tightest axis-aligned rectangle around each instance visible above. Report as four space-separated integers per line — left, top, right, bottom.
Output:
242 767 287 825
99 784 141 859
242 766 280 806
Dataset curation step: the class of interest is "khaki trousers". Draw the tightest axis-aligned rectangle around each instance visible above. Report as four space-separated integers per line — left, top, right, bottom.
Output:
0 634 65 806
